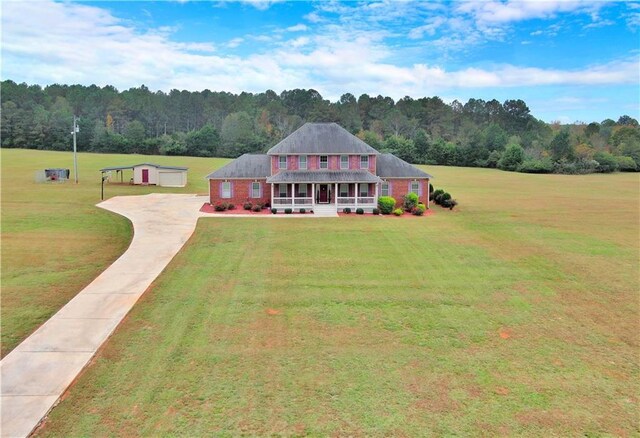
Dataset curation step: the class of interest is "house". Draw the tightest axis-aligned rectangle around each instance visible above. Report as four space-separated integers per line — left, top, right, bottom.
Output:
206 123 432 212
100 163 188 187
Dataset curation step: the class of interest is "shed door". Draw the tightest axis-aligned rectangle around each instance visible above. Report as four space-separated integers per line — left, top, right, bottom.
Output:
142 169 149 183
159 171 183 187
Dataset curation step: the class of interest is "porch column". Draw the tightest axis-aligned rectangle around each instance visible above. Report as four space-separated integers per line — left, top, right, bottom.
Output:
355 183 359 208
291 183 295 208
334 183 338 204
374 182 379 206
312 183 315 208
270 183 274 205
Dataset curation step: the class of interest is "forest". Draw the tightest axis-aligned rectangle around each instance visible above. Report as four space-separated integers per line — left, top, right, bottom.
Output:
2 79 639 174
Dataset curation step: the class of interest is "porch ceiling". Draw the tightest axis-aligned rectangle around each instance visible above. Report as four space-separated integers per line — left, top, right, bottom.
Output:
266 170 382 184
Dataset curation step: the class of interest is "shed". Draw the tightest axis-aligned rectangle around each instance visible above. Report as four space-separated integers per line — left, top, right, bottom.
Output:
100 163 188 187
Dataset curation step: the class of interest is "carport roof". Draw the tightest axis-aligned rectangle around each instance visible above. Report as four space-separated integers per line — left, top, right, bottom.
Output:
100 163 188 172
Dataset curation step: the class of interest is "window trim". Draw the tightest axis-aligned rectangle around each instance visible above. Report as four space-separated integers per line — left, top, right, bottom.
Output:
299 155 307 170
360 155 369 169
381 182 389 197
221 181 231 198
279 155 287 170
251 182 260 198
410 181 420 195
319 155 328 169
340 155 349 170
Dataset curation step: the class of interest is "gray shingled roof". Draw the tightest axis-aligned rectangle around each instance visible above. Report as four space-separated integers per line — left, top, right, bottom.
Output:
267 123 379 155
206 154 270 179
376 154 433 178
267 170 381 184
100 163 188 172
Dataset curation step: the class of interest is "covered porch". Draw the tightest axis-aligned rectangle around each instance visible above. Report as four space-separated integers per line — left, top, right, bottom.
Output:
266 171 381 212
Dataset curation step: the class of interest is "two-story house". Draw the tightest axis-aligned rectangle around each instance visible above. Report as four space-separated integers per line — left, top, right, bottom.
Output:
206 123 432 212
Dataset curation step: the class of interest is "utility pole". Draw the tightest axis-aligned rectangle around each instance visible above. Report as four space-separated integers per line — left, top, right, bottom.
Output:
72 115 79 183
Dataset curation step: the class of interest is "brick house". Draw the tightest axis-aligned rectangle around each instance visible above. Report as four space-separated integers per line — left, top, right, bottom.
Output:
206 123 432 212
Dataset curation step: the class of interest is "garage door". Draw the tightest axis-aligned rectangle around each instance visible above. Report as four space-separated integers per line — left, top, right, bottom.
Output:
158 171 184 187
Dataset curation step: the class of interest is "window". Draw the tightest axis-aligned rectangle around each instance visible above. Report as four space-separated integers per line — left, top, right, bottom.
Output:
360 155 369 169
359 184 369 197
320 155 328 169
299 155 307 170
297 183 308 198
410 181 420 195
221 181 231 198
381 182 389 197
339 183 349 197
278 184 288 197
251 182 260 198
340 155 349 169
279 155 287 169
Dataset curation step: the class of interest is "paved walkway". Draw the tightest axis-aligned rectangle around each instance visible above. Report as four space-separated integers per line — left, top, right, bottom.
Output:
1 194 207 438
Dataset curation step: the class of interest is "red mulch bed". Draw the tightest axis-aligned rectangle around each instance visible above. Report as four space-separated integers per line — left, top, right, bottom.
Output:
199 203 271 215
337 209 435 218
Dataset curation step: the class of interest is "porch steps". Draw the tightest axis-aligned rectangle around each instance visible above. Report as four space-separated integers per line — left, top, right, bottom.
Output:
313 204 338 218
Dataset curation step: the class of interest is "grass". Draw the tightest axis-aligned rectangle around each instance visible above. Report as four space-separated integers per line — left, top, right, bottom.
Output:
0 148 229 356
28 163 640 436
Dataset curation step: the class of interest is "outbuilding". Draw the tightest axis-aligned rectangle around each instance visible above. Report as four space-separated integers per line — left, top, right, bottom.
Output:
100 163 188 187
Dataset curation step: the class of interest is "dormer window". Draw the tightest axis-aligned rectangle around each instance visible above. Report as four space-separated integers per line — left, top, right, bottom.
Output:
279 155 287 169
340 155 349 169
299 155 307 170
320 156 328 169
360 155 369 169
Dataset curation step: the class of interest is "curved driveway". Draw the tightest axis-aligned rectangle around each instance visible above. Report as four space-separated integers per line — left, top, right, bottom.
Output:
1 194 207 437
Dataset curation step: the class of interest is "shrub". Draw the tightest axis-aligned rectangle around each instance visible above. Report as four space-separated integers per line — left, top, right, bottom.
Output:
264 202 271 208
284 208 292 214
616 156 637 171
256 201 265 209
271 208 277 214
432 189 444 204
251 205 261 212
403 192 419 212
440 192 451 202
517 158 553 174
442 199 458 210
343 208 352 214
378 196 396 214
356 208 364 215
372 208 380 215
300 208 306 214
594 151 618 173
243 202 252 210
213 202 227 211
393 208 404 216
498 143 525 171
412 203 427 216
227 203 235 210
429 183 434 193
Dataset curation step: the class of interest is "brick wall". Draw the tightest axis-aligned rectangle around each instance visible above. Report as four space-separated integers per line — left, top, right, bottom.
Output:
379 178 430 207
209 179 270 206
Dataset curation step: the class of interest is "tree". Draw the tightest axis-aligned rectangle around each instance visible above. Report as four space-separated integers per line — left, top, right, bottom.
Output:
617 115 639 126
593 151 618 173
125 120 146 150
549 129 573 161
221 111 256 157
498 143 525 171
185 124 220 157
383 135 416 163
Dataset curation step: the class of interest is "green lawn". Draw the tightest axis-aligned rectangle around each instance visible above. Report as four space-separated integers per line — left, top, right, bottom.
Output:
29 165 639 435
1 148 229 356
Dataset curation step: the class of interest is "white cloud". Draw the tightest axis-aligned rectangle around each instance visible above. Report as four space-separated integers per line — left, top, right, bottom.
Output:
1 0 638 105
226 37 244 48
235 0 283 10
285 24 308 32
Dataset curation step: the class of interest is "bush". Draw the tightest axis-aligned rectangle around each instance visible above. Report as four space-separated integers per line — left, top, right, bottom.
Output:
429 183 434 193
517 158 553 173
440 192 451 203
356 208 364 215
372 208 380 215
227 203 235 210
213 202 227 211
432 189 444 204
251 205 261 212
616 156 637 171
498 144 525 171
403 192 419 212
443 199 458 210
264 202 271 208
300 208 306 214
377 196 396 214
393 208 404 216
284 208 292 214
343 208 352 214
412 203 426 216
271 208 277 214
553 159 598 174
243 202 252 210
594 151 618 173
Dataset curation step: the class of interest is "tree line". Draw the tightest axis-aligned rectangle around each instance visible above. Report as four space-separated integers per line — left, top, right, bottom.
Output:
2 80 639 173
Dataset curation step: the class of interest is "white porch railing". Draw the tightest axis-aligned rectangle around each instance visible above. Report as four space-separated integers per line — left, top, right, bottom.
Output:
273 197 313 207
294 197 313 206
337 197 375 205
357 197 375 204
337 197 355 205
273 197 292 205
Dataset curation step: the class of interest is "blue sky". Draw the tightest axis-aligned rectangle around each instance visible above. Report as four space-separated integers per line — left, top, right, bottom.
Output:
2 0 639 123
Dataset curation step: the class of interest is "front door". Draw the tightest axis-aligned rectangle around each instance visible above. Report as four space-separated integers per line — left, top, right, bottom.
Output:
319 184 328 203
142 169 149 184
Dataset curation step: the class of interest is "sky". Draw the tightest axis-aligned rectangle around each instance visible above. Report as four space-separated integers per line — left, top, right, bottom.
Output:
1 0 639 123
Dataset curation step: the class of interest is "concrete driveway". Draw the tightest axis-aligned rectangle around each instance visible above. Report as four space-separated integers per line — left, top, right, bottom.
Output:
1 194 207 438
